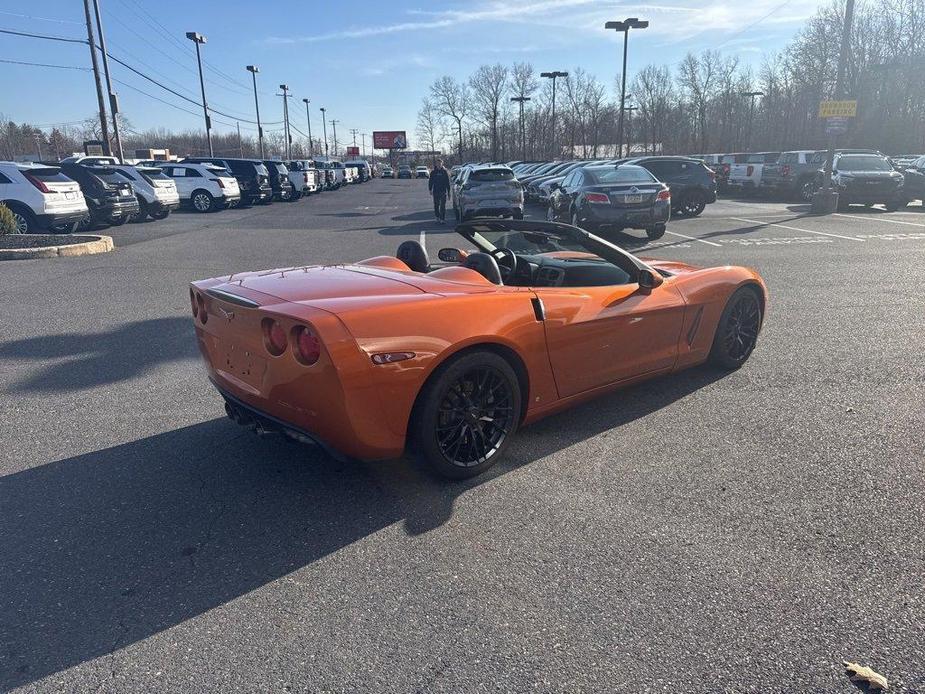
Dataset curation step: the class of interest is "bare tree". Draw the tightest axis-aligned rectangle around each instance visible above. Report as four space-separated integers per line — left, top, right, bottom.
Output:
430 76 469 161
469 64 509 160
416 97 443 162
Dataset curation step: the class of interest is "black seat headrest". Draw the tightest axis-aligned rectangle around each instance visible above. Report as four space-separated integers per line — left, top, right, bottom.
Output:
396 240 429 273
463 252 502 285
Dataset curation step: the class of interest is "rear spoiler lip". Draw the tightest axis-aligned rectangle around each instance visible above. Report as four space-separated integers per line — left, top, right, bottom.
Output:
206 287 261 308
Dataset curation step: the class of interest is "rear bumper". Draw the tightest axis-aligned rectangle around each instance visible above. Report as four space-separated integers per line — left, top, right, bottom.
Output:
150 199 180 213
35 209 89 228
89 198 139 219
580 201 670 229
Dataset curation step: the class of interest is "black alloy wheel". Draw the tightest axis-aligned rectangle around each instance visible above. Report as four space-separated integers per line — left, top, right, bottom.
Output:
680 193 706 217
414 351 521 479
709 288 762 369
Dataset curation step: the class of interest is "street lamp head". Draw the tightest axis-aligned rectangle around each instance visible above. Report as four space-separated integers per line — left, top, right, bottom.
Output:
741 90 765 97
605 20 627 31
630 19 649 28
279 84 289 91
246 65 259 73
541 70 569 79
185 31 205 43
302 97 310 104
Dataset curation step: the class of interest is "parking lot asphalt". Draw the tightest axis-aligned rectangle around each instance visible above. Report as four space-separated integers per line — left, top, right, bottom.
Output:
1 180 923 693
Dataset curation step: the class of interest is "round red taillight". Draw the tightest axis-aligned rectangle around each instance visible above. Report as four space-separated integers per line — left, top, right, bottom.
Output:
190 289 198 317
196 294 207 324
263 318 287 356
294 325 321 365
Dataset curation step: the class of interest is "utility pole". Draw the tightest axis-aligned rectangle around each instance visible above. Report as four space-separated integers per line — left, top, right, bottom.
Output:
349 128 359 150
91 0 123 161
813 0 856 214
741 91 764 150
320 107 328 156
510 95 531 161
361 133 367 157
540 71 568 158
34 134 43 160
605 18 649 158
278 84 292 160
186 32 212 156
302 98 313 156
330 119 339 157
82 0 110 155
246 65 264 159
237 121 243 157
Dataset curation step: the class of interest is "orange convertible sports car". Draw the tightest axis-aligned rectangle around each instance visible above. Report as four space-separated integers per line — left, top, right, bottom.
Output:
190 219 766 478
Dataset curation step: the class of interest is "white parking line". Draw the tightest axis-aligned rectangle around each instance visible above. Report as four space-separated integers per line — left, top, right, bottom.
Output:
419 229 427 250
834 213 925 228
730 217 864 241
664 230 721 247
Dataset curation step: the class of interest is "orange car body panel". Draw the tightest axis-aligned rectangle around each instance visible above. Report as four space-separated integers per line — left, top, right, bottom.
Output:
191 257 766 461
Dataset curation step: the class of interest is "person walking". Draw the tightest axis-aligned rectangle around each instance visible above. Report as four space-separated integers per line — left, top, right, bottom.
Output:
428 159 451 224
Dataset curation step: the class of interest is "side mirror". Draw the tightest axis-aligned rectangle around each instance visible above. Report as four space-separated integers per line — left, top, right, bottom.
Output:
638 268 664 291
438 247 468 263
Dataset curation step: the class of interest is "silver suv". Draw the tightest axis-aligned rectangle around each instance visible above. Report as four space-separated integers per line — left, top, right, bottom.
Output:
454 164 524 221
0 161 88 233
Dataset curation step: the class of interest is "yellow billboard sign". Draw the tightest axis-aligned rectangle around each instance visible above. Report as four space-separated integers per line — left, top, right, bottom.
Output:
819 100 857 118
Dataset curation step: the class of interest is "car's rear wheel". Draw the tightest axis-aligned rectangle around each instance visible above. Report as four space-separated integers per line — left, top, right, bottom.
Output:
800 180 817 202
150 209 169 220
646 224 666 240
709 287 762 370
413 350 521 479
109 215 129 226
884 199 906 212
192 190 214 213
131 196 148 222
680 193 705 217
6 205 34 233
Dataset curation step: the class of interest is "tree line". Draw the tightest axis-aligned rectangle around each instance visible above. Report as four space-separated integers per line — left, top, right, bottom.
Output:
417 0 925 162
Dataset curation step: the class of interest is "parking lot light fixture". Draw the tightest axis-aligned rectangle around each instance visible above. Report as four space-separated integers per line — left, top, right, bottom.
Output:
540 71 568 158
605 18 648 158
319 108 328 156
186 31 213 156
302 98 313 157
511 96 531 160
246 66 264 159
278 84 292 160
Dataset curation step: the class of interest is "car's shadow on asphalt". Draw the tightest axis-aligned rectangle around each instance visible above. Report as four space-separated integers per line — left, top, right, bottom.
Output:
0 365 725 690
0 317 197 393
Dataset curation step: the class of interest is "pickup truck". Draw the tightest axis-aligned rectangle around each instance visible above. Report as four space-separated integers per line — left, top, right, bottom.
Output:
760 150 824 201
286 160 320 197
727 152 780 194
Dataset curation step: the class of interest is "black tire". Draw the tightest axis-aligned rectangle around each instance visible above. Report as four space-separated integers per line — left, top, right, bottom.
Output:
191 189 215 213
412 350 521 479
513 210 524 220
6 204 35 233
48 221 79 233
646 224 666 240
800 179 817 203
708 287 762 370
291 190 303 201
150 209 170 220
109 215 129 226
884 199 906 212
77 215 95 232
131 196 148 223
679 193 706 217
280 188 293 202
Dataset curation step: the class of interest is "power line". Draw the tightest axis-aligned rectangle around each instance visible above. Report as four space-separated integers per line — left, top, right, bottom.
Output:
0 57 91 71
0 26 88 44
713 0 795 51
0 10 83 25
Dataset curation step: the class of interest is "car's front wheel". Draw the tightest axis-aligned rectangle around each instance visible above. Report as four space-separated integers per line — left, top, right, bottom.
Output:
150 209 170 220
709 287 762 370
6 205 34 233
413 350 521 479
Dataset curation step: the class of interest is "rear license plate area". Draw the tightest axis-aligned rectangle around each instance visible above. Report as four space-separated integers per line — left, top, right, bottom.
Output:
219 342 266 388
623 194 643 203
65 191 77 200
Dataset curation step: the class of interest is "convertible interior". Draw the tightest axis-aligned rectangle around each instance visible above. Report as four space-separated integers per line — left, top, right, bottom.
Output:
393 220 663 288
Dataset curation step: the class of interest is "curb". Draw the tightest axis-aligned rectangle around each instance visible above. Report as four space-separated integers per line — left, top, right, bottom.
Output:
0 235 114 261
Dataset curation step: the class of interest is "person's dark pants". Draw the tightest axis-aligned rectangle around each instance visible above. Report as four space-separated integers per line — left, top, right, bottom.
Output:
432 193 447 220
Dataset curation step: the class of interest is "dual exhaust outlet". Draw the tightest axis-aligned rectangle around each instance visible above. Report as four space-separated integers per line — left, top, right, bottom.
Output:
223 400 316 446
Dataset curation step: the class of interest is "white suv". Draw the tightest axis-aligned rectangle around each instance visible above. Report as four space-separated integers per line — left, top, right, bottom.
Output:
112 165 180 221
157 163 240 212
0 161 88 233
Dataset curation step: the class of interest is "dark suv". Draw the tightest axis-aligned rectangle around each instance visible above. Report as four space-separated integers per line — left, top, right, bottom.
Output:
262 161 295 202
818 152 907 210
58 162 140 229
626 156 717 216
182 157 272 206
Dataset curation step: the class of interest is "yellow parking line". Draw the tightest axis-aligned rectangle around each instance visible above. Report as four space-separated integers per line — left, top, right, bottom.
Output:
730 217 864 241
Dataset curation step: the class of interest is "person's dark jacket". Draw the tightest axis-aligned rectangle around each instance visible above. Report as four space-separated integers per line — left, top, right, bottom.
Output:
429 167 451 197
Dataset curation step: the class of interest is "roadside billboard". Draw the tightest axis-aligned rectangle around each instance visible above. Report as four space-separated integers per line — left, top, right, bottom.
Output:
373 131 408 149
346 146 360 157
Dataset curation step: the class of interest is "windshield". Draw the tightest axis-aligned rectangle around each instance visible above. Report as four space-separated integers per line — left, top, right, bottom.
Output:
585 166 655 184
472 228 599 256
838 156 892 171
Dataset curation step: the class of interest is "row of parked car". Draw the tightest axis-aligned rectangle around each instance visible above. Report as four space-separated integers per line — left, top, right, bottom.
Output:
696 149 925 210
380 164 430 179
0 155 375 234
447 155 720 242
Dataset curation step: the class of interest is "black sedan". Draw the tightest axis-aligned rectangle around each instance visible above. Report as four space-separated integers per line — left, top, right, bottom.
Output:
547 164 670 240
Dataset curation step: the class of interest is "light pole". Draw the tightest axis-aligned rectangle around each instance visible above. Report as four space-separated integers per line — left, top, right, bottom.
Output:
540 71 567 158
510 95 531 161
605 18 648 158
302 98 313 156
625 105 638 156
91 0 123 162
320 107 328 156
246 65 264 159
278 84 291 160
361 133 368 157
186 31 212 156
741 91 764 151
330 119 339 157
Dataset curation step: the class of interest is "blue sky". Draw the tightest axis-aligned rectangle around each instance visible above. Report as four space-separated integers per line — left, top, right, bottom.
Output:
1 0 824 149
